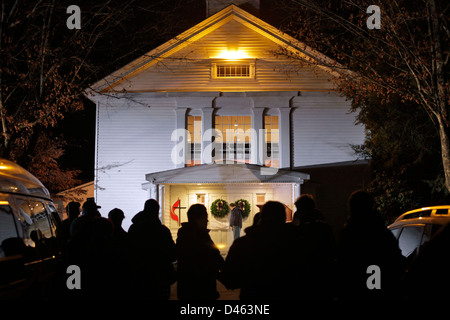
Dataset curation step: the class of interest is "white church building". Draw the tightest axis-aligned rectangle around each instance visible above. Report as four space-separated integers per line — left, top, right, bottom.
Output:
87 2 367 251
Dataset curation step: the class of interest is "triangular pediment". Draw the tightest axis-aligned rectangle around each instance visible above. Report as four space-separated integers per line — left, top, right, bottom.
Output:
90 5 342 94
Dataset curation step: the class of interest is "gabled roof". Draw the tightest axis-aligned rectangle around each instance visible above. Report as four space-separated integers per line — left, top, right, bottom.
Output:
89 4 342 94
142 163 310 186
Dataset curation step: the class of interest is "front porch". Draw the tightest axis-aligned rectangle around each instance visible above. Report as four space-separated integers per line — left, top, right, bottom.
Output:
142 163 309 253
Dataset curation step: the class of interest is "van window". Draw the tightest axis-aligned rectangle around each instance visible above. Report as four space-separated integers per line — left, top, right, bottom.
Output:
0 205 18 258
435 209 449 215
390 227 401 239
397 226 424 258
17 198 54 248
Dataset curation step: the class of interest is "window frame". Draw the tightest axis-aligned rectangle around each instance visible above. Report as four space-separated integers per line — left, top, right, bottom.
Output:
186 115 202 167
211 59 256 79
213 115 252 164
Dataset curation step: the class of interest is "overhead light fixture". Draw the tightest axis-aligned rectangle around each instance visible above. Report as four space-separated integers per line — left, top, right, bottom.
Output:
214 49 250 60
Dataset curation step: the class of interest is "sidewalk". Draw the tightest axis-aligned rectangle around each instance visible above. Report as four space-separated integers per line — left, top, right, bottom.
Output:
170 281 240 300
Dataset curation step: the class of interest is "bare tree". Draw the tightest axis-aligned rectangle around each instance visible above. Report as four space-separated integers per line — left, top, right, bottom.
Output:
0 0 200 192
278 0 449 190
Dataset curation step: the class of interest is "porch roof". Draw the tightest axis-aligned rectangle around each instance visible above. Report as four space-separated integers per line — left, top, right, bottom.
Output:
143 163 310 187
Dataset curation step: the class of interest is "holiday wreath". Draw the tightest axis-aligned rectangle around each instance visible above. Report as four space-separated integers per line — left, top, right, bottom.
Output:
210 198 230 218
235 199 251 218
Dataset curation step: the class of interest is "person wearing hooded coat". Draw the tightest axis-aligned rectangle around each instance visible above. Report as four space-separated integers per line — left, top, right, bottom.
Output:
128 199 176 299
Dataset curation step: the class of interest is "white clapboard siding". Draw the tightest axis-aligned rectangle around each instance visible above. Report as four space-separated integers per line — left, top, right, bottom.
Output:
95 100 176 228
292 92 366 167
110 19 334 93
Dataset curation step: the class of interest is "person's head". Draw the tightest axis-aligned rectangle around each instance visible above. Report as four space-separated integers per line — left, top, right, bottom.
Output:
66 201 80 220
143 199 160 217
260 201 286 226
348 190 375 218
253 212 261 226
230 203 236 208
295 194 315 213
82 199 101 217
108 208 125 226
187 204 208 229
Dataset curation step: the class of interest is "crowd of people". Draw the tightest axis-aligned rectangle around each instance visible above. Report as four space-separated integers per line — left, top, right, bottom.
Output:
57 190 448 300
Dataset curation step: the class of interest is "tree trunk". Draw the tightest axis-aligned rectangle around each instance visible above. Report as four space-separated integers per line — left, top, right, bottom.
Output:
430 0 450 192
437 115 450 192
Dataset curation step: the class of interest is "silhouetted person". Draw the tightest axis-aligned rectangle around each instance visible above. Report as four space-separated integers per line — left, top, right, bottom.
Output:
336 190 405 300
65 200 115 299
108 208 130 292
229 202 243 240
108 208 128 250
61 201 80 244
128 199 176 299
176 204 224 300
69 199 101 237
292 194 325 226
222 201 300 299
292 194 336 299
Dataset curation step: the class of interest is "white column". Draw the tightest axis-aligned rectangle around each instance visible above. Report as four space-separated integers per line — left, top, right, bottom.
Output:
201 107 214 164
294 183 301 202
149 182 158 200
278 108 291 168
175 108 188 168
252 108 264 165
158 184 165 223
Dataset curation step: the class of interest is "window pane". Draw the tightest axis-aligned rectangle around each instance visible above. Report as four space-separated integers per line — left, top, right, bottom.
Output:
244 116 251 124
0 205 18 257
272 131 279 142
256 194 265 204
397 226 424 258
187 116 194 124
215 116 222 125
216 64 251 78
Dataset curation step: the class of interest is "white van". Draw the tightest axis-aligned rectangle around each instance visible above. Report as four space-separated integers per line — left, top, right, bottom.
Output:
0 159 63 298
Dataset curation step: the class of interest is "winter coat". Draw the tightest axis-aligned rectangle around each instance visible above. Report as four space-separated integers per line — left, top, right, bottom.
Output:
230 207 243 228
176 222 224 300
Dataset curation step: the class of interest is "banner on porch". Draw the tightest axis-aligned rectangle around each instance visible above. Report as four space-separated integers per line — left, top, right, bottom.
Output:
171 198 180 224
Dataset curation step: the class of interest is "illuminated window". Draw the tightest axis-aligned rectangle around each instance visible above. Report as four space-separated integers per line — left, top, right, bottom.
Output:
214 116 252 163
264 116 279 167
197 194 206 205
187 115 202 167
256 194 265 205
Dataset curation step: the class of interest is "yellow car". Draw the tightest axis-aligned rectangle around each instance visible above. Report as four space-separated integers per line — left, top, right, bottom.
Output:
388 206 450 260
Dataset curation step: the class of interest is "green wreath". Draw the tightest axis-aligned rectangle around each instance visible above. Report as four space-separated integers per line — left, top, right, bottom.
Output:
210 198 230 218
235 199 251 218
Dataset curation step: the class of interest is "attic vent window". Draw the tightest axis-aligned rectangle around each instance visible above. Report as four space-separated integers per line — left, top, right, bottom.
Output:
211 61 255 79
217 64 250 78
